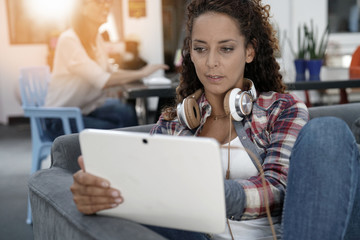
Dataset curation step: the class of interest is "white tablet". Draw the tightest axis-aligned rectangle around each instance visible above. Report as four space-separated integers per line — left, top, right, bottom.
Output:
79 129 226 234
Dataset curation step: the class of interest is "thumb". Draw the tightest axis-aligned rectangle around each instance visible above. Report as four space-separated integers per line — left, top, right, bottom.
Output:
78 156 86 172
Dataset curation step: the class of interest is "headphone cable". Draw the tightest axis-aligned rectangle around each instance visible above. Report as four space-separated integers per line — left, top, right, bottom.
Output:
224 115 277 240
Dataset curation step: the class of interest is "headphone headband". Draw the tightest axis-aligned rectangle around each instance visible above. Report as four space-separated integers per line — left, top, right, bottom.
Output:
177 79 257 129
246 78 257 101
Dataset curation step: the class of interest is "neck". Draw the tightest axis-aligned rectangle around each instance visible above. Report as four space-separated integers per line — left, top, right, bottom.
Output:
85 22 100 42
209 113 228 121
205 92 227 117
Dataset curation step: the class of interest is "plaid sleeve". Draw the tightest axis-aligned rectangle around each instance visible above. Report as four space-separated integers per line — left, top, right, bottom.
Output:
237 100 309 220
150 114 181 135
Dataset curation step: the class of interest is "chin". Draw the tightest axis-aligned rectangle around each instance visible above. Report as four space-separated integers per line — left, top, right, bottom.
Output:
204 87 229 97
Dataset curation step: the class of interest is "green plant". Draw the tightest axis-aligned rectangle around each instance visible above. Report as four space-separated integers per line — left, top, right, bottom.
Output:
287 24 307 59
297 24 308 59
304 20 329 59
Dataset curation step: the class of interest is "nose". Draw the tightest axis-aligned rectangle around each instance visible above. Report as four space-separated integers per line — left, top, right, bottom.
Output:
104 3 111 10
102 0 113 11
206 50 219 68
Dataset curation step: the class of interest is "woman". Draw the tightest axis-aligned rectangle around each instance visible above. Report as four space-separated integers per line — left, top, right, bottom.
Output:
71 0 360 239
45 0 168 140
149 0 307 238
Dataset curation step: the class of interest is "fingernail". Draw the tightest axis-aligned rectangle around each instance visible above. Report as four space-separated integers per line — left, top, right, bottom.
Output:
111 191 119 197
115 198 122 203
111 203 118 208
101 182 109 188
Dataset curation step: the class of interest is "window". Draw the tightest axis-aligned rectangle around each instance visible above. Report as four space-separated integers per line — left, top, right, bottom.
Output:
328 0 359 33
6 0 73 44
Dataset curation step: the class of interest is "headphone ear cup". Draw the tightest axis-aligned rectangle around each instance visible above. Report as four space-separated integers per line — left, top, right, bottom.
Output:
183 97 201 129
224 89 233 117
224 88 243 121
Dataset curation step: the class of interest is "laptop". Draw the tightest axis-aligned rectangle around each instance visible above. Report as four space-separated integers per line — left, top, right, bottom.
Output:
79 129 226 234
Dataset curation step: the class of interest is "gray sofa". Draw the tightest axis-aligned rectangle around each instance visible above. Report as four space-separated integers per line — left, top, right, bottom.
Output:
28 103 360 240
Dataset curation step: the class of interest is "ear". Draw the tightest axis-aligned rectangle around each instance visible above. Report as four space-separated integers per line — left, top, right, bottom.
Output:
81 6 88 16
245 43 255 63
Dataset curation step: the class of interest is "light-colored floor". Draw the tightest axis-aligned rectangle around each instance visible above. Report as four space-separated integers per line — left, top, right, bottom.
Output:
0 122 50 240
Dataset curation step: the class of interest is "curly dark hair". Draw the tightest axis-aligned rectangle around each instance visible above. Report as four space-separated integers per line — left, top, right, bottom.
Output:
163 0 285 120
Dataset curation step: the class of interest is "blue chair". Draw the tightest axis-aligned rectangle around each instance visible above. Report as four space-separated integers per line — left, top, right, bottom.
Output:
19 66 84 224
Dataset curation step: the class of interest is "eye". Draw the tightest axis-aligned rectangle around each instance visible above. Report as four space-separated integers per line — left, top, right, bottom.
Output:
221 47 234 53
193 47 206 53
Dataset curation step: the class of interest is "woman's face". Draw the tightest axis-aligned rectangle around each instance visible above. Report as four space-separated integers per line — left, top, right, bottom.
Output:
190 12 254 97
82 0 113 26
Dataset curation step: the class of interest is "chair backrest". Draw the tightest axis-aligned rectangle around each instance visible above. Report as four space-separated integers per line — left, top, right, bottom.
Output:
19 65 84 143
19 66 51 108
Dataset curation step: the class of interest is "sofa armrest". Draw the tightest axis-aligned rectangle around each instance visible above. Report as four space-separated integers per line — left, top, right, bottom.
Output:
308 102 360 128
30 123 163 239
29 168 167 240
51 134 81 173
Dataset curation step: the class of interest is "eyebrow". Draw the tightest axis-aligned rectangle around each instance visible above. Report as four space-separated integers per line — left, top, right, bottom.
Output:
192 39 237 44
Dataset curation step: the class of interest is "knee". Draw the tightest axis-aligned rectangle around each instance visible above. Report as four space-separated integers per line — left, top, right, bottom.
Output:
291 117 358 172
300 116 352 141
293 116 356 155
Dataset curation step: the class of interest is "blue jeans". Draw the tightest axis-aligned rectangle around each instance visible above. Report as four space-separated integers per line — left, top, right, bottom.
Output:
45 98 138 140
282 117 360 240
144 225 210 240
83 98 138 129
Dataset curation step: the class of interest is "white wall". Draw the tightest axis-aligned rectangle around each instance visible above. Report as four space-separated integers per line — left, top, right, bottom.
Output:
268 0 359 73
122 0 164 111
122 0 164 72
0 0 48 124
264 0 328 82
263 0 292 82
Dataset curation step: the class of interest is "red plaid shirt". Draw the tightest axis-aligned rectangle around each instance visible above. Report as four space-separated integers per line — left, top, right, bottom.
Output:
151 91 309 220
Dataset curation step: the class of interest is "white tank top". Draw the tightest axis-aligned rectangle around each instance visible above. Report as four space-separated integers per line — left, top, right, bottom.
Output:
220 137 258 180
214 137 282 240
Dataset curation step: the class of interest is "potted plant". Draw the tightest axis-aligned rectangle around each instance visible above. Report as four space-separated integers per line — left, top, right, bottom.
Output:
304 20 329 81
288 24 308 81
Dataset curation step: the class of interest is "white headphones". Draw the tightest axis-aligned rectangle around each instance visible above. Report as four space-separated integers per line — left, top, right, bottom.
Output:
177 78 257 129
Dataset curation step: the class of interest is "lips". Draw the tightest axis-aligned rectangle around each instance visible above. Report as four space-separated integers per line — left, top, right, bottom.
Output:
206 74 224 82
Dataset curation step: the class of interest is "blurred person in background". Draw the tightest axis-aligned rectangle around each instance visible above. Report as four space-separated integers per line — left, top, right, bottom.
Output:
45 0 168 140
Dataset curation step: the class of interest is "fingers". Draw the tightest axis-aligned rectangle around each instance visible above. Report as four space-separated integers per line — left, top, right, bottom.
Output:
71 177 119 197
75 203 120 215
73 168 110 188
158 64 169 70
74 192 122 204
148 63 169 69
142 64 170 76
72 190 123 215
71 167 123 215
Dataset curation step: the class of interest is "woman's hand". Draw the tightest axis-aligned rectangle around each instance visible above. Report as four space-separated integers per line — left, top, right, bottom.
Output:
70 156 123 215
140 64 169 77
105 63 169 88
